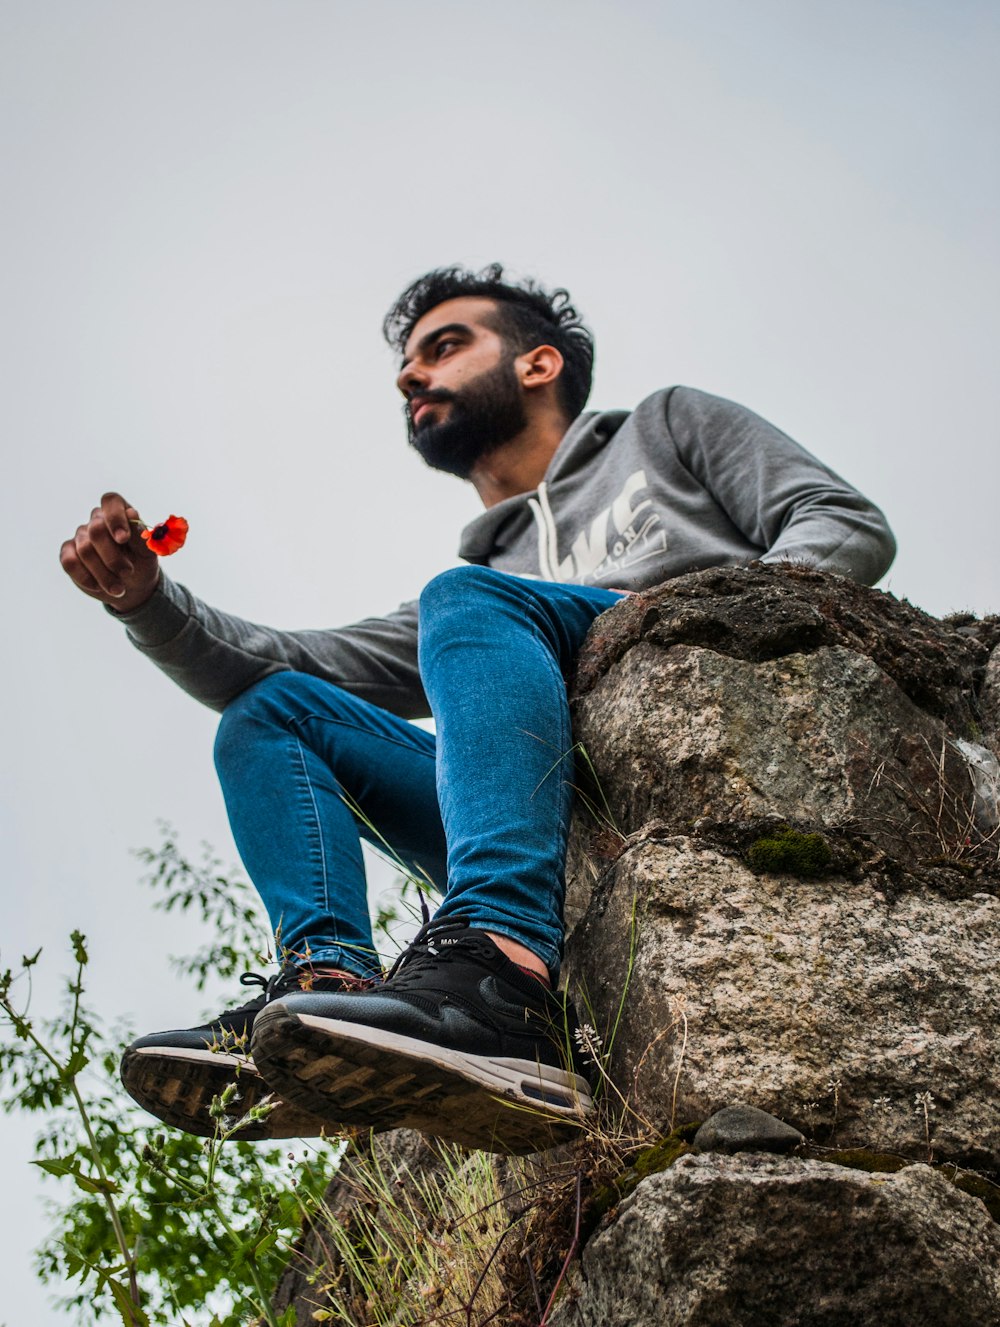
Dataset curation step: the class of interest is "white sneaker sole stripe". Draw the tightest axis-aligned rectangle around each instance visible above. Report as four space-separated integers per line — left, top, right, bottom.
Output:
133 1045 257 1071
295 1012 593 1115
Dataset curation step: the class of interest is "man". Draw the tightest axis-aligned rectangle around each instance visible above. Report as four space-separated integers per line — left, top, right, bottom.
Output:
60 264 896 1153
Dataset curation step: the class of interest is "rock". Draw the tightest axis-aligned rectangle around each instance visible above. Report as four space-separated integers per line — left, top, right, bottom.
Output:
566 833 1000 1171
563 568 1000 1172
572 564 992 733
981 643 1000 752
571 640 985 865
548 1153 1000 1327
693 1104 804 1154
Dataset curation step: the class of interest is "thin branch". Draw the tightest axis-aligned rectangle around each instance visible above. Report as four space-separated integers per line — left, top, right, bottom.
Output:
540 1171 583 1325
524 1249 544 1321
464 1216 523 1325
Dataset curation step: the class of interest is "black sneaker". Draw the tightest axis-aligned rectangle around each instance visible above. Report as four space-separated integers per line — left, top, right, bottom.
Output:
120 966 372 1140
250 920 595 1154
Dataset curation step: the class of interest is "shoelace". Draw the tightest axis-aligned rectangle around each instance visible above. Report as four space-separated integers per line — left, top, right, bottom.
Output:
225 968 302 1014
382 915 482 989
231 965 374 1012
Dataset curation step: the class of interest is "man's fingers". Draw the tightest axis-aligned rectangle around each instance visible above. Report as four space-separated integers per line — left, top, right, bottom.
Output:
69 518 136 598
62 495 162 612
73 537 127 598
100 491 136 545
59 540 110 599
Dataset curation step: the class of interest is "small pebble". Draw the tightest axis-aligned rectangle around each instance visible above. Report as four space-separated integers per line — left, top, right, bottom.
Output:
694 1104 805 1155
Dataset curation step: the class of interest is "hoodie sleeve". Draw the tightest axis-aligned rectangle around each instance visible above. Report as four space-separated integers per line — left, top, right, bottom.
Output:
108 575 427 717
665 387 896 584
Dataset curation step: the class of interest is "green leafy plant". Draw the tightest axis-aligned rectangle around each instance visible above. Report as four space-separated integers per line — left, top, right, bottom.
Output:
1 933 147 1325
0 828 336 1327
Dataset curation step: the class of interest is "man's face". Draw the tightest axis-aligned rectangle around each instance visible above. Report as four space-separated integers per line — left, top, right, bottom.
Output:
397 297 527 479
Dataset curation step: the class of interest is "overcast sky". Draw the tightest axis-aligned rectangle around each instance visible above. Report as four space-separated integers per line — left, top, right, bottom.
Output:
2 1 998 1321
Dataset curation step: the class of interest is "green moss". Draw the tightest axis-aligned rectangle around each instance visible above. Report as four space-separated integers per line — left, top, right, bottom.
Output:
925 856 977 874
632 1123 700 1181
819 1147 908 1175
953 1170 1000 1222
805 1147 1000 1222
588 1123 700 1225
747 827 834 877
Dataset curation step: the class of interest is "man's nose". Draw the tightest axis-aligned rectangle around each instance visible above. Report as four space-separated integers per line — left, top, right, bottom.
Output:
396 361 429 397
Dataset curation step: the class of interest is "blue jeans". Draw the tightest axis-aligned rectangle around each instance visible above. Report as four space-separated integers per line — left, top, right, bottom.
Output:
213 566 623 981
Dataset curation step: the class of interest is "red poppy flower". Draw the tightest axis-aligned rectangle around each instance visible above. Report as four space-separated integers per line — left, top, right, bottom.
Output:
141 514 189 556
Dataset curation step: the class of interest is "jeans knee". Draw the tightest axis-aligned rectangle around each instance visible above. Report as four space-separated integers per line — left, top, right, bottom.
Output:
418 565 509 625
214 671 316 773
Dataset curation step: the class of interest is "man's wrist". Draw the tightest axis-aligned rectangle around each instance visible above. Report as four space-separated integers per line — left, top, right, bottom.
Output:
105 570 162 617
104 573 190 649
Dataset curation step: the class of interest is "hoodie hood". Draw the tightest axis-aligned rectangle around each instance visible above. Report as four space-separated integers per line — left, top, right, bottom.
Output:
458 408 630 564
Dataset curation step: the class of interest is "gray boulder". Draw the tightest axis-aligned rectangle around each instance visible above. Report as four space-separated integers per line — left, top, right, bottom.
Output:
572 636 989 868
981 642 1000 751
549 1153 1000 1327
567 832 1000 1170
564 567 1000 1172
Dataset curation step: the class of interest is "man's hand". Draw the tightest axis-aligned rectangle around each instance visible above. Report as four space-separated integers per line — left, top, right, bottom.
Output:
60 492 161 613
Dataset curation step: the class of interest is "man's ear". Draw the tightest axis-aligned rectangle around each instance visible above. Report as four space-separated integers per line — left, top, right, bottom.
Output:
517 344 564 392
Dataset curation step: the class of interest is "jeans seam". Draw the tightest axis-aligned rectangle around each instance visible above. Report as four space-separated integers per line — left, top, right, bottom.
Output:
288 711 437 762
291 733 340 959
538 628 574 955
287 712 442 876
435 618 572 968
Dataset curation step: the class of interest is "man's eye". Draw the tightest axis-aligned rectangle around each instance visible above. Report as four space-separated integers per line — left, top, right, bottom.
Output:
436 340 458 356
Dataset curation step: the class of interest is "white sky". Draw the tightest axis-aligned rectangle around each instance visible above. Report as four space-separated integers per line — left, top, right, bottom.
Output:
2 1 998 1321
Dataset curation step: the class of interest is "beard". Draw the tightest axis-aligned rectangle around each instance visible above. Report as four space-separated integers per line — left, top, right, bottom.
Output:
407 354 528 479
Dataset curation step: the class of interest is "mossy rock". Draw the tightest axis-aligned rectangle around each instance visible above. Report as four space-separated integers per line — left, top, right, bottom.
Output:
805 1146 1000 1222
587 1123 701 1228
746 827 834 877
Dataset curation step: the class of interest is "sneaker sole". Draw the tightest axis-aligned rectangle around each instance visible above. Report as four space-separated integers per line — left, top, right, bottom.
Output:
120 1045 334 1141
251 1003 593 1155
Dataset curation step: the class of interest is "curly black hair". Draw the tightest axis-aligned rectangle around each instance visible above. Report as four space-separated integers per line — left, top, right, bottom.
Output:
383 263 595 421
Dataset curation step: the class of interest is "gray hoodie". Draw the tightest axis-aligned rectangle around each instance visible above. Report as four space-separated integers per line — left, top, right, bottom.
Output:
115 386 895 719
